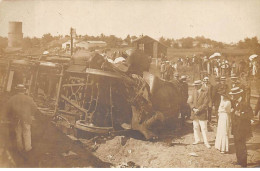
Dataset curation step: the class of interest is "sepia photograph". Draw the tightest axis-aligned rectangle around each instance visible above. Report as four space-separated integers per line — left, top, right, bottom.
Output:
0 0 260 168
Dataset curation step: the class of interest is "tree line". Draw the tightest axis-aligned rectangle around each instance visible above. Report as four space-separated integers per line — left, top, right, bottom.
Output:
159 36 225 49
159 36 260 52
0 33 259 53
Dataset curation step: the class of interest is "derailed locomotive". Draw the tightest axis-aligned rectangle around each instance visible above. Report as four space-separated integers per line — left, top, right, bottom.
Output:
55 50 182 140
0 50 182 140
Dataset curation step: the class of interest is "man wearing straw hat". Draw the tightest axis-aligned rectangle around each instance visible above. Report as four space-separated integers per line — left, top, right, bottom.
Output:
4 84 38 154
230 87 253 167
189 80 211 148
230 74 241 88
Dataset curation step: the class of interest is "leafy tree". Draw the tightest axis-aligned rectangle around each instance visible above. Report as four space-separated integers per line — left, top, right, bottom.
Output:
164 38 172 47
182 37 193 48
237 37 260 53
124 34 131 45
159 36 166 44
31 37 41 47
100 33 105 39
42 33 54 45
22 37 32 49
173 42 180 48
131 35 137 41
159 37 172 47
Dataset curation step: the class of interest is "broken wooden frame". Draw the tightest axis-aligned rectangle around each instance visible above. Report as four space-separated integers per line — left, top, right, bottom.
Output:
0 55 69 107
54 65 124 134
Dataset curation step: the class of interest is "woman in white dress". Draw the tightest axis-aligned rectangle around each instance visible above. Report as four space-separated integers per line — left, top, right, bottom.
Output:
215 92 231 153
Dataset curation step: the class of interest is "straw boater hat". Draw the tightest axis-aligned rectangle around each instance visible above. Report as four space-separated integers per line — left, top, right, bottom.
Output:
180 75 187 82
229 87 243 95
231 74 238 79
15 84 26 91
193 80 202 86
180 75 187 80
220 76 226 81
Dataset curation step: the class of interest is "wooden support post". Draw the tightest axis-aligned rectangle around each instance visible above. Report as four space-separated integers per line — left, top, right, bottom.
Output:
33 67 40 96
54 65 64 116
153 41 158 67
109 81 114 130
70 27 74 56
28 73 34 95
3 60 11 92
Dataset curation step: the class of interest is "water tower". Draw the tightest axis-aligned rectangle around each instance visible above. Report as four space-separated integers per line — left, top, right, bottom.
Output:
8 21 23 48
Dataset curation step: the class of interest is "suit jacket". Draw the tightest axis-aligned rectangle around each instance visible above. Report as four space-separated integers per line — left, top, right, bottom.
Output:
203 83 213 107
189 86 209 120
231 100 252 139
212 83 220 105
180 82 189 104
4 93 38 124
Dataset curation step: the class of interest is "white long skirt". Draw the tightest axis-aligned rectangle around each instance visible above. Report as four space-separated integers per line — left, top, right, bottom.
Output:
215 112 230 152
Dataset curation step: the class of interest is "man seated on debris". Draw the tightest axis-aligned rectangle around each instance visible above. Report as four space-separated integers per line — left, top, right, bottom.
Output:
2 84 39 155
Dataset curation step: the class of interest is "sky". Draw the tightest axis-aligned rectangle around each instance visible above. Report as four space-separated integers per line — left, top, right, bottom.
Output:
0 0 260 43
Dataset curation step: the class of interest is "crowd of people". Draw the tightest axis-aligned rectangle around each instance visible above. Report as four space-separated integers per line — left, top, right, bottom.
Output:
189 76 254 167
160 55 259 81
167 63 257 167
158 53 260 167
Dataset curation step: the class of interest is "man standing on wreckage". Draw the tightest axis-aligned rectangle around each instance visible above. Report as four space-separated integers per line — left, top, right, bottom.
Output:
104 48 182 140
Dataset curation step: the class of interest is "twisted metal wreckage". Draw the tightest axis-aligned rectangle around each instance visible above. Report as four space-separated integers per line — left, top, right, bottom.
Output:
0 50 182 140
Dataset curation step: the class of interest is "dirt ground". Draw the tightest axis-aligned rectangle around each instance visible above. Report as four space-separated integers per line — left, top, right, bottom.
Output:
0 93 110 168
2 105 259 168
76 117 260 168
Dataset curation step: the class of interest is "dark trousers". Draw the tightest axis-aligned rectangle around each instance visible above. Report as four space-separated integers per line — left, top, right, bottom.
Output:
234 134 247 167
180 103 191 127
208 107 212 122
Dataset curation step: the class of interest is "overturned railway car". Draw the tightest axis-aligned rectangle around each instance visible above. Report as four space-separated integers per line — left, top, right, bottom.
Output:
56 65 132 134
0 52 182 140
54 52 182 139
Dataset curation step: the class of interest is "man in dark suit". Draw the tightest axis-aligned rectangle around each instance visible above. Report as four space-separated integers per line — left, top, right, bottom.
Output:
179 76 189 126
189 80 211 148
3 84 38 153
230 87 253 167
212 76 221 117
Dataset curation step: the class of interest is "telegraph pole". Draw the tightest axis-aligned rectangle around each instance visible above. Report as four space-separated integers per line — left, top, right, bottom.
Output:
70 27 73 56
